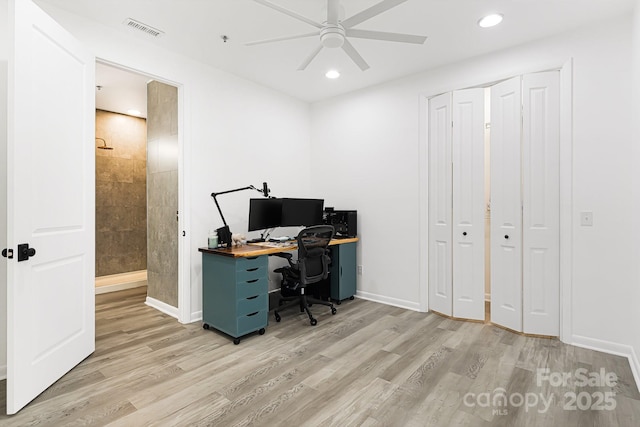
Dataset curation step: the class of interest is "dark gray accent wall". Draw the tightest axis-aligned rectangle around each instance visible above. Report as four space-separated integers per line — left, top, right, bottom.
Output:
146 81 179 307
95 109 147 277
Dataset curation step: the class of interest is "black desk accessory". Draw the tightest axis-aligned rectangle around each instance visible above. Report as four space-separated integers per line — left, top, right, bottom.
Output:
211 182 270 247
323 208 357 237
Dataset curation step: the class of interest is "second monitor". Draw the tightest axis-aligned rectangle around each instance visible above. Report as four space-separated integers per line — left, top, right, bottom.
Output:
280 198 324 227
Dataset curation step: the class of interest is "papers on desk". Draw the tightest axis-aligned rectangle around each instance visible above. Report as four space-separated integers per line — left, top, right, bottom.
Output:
251 241 295 248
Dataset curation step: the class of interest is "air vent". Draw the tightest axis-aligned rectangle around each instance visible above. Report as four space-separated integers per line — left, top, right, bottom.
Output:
122 18 165 38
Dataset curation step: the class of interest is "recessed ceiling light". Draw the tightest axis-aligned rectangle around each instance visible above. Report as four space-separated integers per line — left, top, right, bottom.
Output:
127 109 141 116
326 70 340 79
478 13 503 28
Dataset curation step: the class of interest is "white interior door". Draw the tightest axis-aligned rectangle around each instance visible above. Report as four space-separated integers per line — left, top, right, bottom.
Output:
490 77 523 332
428 93 452 316
6 0 95 413
522 71 560 336
452 88 485 320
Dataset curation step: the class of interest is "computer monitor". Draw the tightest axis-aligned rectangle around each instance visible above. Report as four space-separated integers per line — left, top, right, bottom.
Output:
248 198 282 231
280 198 324 227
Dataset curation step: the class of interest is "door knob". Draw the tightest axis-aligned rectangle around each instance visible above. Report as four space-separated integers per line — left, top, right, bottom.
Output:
504 235 510 239
17 243 36 262
462 232 467 236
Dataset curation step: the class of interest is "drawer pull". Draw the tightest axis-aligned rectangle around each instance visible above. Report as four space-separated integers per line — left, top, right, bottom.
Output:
246 295 258 300
246 256 258 260
246 279 258 283
247 267 258 272
246 311 258 317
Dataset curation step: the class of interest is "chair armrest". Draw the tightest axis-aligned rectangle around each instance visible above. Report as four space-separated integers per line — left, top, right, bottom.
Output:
269 251 295 267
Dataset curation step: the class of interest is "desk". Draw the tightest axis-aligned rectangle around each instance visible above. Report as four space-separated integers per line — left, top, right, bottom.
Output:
199 237 358 344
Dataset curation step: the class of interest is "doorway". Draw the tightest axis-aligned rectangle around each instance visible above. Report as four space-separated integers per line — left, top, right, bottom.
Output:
94 62 180 311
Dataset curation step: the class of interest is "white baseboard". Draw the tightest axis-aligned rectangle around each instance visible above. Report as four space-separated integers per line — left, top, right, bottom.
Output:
0 364 6 380
145 296 179 320
571 334 640 392
190 310 203 323
356 290 421 312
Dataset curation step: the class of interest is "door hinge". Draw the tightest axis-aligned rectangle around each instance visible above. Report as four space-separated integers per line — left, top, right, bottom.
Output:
2 248 13 259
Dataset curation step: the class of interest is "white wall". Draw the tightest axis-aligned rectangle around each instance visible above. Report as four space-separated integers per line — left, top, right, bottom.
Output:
34 4 312 320
631 0 640 384
311 15 637 353
0 0 8 380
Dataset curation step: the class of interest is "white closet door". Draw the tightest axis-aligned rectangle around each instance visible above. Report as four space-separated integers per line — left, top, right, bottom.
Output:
522 71 560 336
490 77 523 332
452 89 485 320
428 93 453 316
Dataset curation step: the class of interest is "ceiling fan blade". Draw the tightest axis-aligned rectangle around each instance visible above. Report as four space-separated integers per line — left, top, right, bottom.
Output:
251 0 323 29
341 39 370 71
246 31 320 46
342 0 409 29
298 44 324 71
346 29 427 44
327 0 340 25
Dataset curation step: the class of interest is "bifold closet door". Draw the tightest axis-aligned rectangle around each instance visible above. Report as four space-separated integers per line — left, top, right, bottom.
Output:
452 89 485 320
490 77 523 332
522 71 560 336
428 93 453 316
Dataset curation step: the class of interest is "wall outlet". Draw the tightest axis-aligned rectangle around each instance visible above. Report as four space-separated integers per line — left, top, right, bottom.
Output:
580 211 593 227
357 265 363 275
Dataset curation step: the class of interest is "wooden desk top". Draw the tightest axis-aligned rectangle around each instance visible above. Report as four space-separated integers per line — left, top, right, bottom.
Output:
198 237 359 258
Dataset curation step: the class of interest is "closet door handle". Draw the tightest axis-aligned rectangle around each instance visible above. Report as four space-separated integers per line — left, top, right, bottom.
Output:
504 235 510 240
462 232 467 236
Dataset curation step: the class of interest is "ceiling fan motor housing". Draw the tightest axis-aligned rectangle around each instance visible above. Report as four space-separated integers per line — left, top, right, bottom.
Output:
321 24 345 48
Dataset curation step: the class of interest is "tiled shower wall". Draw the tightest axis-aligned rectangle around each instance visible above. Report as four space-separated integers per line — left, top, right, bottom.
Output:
95 109 147 277
146 81 179 307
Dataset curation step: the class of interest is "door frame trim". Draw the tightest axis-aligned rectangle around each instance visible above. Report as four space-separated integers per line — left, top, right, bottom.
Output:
418 59 573 342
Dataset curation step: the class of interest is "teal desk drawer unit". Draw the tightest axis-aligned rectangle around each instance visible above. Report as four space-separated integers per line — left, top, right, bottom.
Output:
200 251 268 344
329 241 357 303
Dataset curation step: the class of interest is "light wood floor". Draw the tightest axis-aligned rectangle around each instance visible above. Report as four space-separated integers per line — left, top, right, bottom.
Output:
1 287 639 426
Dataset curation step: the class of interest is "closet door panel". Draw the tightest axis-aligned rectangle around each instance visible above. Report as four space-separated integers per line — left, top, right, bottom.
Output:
522 71 560 336
452 88 485 320
428 93 453 316
490 77 523 332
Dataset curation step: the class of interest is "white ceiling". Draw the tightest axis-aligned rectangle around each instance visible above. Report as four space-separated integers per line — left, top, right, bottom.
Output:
95 62 150 118
38 0 635 103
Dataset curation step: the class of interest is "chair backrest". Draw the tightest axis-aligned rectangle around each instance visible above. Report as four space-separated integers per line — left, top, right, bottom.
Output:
296 225 335 286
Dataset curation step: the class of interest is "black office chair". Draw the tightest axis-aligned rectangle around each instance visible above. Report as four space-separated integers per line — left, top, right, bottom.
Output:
273 225 337 326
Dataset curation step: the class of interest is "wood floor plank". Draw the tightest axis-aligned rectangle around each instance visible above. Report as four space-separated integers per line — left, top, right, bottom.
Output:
0 286 639 426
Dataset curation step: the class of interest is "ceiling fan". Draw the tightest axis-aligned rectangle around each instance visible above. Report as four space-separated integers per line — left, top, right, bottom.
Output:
246 0 427 71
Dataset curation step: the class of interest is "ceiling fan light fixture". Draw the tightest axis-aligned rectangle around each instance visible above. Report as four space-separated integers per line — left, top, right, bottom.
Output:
320 26 345 48
478 13 503 28
325 69 340 79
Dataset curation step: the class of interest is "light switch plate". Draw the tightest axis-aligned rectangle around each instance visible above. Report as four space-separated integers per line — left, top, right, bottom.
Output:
580 211 593 226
